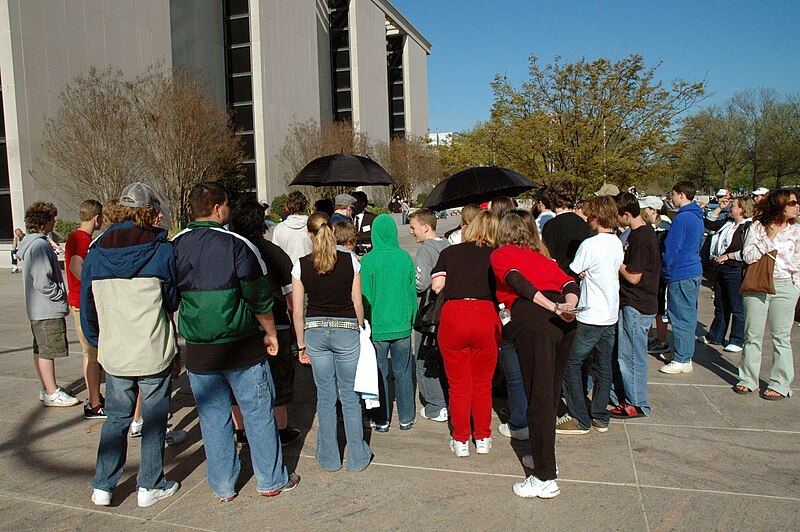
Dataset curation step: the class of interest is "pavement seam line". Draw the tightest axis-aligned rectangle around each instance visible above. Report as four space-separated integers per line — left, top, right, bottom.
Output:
694 384 737 427
292 454 800 503
0 490 216 531
151 475 206 521
622 422 800 435
648 382 800 391
623 422 651 532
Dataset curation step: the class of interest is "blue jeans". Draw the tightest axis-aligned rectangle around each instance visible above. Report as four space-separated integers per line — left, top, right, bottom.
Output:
562 322 615 428
305 321 372 472
667 276 701 363
188 359 288 498
92 367 172 492
613 306 654 415
373 336 415 425
707 264 745 347
499 333 528 430
415 331 448 417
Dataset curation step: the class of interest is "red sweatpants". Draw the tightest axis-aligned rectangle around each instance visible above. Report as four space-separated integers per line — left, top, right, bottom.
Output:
438 299 502 442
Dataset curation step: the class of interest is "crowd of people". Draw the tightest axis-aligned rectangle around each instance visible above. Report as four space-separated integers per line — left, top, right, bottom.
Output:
13 177 798 505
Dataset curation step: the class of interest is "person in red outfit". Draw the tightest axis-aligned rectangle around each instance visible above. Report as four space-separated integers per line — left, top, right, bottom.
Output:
431 211 502 457
64 199 105 418
491 213 580 499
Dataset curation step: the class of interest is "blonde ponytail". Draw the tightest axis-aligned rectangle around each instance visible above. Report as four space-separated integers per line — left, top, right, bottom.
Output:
307 212 337 274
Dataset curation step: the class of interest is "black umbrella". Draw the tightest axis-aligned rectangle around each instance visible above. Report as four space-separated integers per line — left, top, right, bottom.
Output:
423 166 535 211
289 154 394 187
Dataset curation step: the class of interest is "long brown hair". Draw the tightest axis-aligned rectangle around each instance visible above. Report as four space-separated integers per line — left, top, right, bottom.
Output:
496 212 551 258
307 212 337 274
754 190 798 226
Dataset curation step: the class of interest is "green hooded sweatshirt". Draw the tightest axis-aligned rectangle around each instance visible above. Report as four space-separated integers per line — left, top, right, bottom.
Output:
360 214 417 341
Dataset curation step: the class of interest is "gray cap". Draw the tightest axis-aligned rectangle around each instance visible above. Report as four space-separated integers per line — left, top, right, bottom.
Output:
595 183 620 197
334 193 356 207
638 195 663 210
119 182 162 211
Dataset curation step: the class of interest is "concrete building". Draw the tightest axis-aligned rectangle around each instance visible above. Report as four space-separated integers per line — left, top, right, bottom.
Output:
0 0 430 248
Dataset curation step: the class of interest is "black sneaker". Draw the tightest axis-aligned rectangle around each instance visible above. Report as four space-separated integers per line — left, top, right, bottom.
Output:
235 429 248 446
84 402 107 419
279 426 302 446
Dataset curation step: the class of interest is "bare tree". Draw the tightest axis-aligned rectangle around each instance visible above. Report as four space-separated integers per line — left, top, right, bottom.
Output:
373 135 443 200
276 119 371 203
133 67 244 229
41 67 145 204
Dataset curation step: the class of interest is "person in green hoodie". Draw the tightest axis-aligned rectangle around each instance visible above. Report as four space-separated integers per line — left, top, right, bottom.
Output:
360 214 418 432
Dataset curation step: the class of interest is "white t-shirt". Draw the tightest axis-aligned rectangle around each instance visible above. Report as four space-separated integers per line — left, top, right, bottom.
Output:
569 232 623 326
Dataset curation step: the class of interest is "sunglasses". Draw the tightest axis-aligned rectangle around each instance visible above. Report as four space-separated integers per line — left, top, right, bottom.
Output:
787 200 799 207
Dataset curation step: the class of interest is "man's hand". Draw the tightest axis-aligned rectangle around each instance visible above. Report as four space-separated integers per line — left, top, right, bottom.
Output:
718 196 731 209
263 333 279 356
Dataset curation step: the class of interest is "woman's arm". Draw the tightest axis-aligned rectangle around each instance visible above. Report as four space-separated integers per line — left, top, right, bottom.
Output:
352 272 365 328
291 277 309 364
431 275 445 294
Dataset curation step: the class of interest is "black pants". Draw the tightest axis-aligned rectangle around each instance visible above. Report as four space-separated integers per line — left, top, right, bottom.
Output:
506 295 576 481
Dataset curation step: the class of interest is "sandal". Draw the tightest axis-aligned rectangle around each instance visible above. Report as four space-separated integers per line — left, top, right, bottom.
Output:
761 389 786 401
732 385 753 396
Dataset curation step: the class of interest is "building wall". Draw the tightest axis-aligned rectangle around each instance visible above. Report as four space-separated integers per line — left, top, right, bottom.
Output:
251 0 324 204
348 0 389 145
403 36 428 137
0 0 171 229
170 0 226 105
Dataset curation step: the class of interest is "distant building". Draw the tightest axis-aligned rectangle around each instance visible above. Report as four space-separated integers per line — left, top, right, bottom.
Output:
0 0 430 243
428 131 453 146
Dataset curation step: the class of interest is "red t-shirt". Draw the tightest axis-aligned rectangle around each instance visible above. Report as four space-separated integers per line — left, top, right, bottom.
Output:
491 244 575 309
65 229 92 308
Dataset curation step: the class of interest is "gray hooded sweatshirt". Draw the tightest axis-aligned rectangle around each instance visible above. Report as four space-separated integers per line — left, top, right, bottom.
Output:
17 233 69 321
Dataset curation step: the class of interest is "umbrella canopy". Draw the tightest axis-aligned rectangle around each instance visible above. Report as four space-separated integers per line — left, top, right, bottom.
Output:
289 154 394 187
423 166 535 211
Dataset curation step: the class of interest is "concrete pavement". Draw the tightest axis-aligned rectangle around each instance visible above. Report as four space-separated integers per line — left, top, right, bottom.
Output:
0 213 798 531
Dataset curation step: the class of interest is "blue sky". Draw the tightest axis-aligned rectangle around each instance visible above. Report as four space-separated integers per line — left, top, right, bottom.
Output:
391 1 800 134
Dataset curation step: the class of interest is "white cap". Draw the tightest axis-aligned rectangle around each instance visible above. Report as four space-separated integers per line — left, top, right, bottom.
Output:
753 187 769 196
716 188 730 197
638 196 663 210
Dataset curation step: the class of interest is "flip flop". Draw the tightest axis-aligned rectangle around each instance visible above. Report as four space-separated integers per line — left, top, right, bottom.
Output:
761 389 786 401
732 385 753 396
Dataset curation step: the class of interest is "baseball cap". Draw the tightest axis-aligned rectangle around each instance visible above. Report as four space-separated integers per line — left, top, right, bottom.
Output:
638 196 663 210
334 193 356 207
716 188 730 197
595 183 620 197
119 182 162 211
753 187 769 196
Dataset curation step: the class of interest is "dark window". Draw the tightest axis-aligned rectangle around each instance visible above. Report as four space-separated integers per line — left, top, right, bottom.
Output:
329 0 349 9
238 133 255 160
227 47 251 74
391 98 404 114
0 142 8 189
391 82 403 98
225 0 249 17
391 115 405 131
331 30 349 51
334 91 352 111
335 110 352 122
335 71 351 90
233 104 254 132
334 50 350 70
386 34 405 137
242 162 256 190
229 75 252 103
0 96 5 138
226 18 250 45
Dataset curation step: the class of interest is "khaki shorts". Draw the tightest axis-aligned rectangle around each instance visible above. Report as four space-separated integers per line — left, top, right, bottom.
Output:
70 306 98 362
31 318 69 359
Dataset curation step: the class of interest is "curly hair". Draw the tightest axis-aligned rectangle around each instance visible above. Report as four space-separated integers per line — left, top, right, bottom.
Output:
117 205 159 230
24 202 58 233
230 200 267 241
754 190 798 226
546 180 577 210
285 191 308 214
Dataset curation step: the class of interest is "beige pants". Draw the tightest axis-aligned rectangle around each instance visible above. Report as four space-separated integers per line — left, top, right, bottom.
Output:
70 306 98 362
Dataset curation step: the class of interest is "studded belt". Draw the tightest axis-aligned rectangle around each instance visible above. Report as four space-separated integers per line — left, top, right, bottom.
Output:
304 319 360 331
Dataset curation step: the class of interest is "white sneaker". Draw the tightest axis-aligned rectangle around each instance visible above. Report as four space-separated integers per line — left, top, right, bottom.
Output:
659 360 693 374
137 480 179 508
475 437 492 454
512 475 560 498
696 335 711 345
420 407 448 422
498 423 529 440
723 344 743 353
165 428 186 447
129 420 143 438
449 438 469 457
43 388 80 407
91 489 112 506
38 389 46 402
